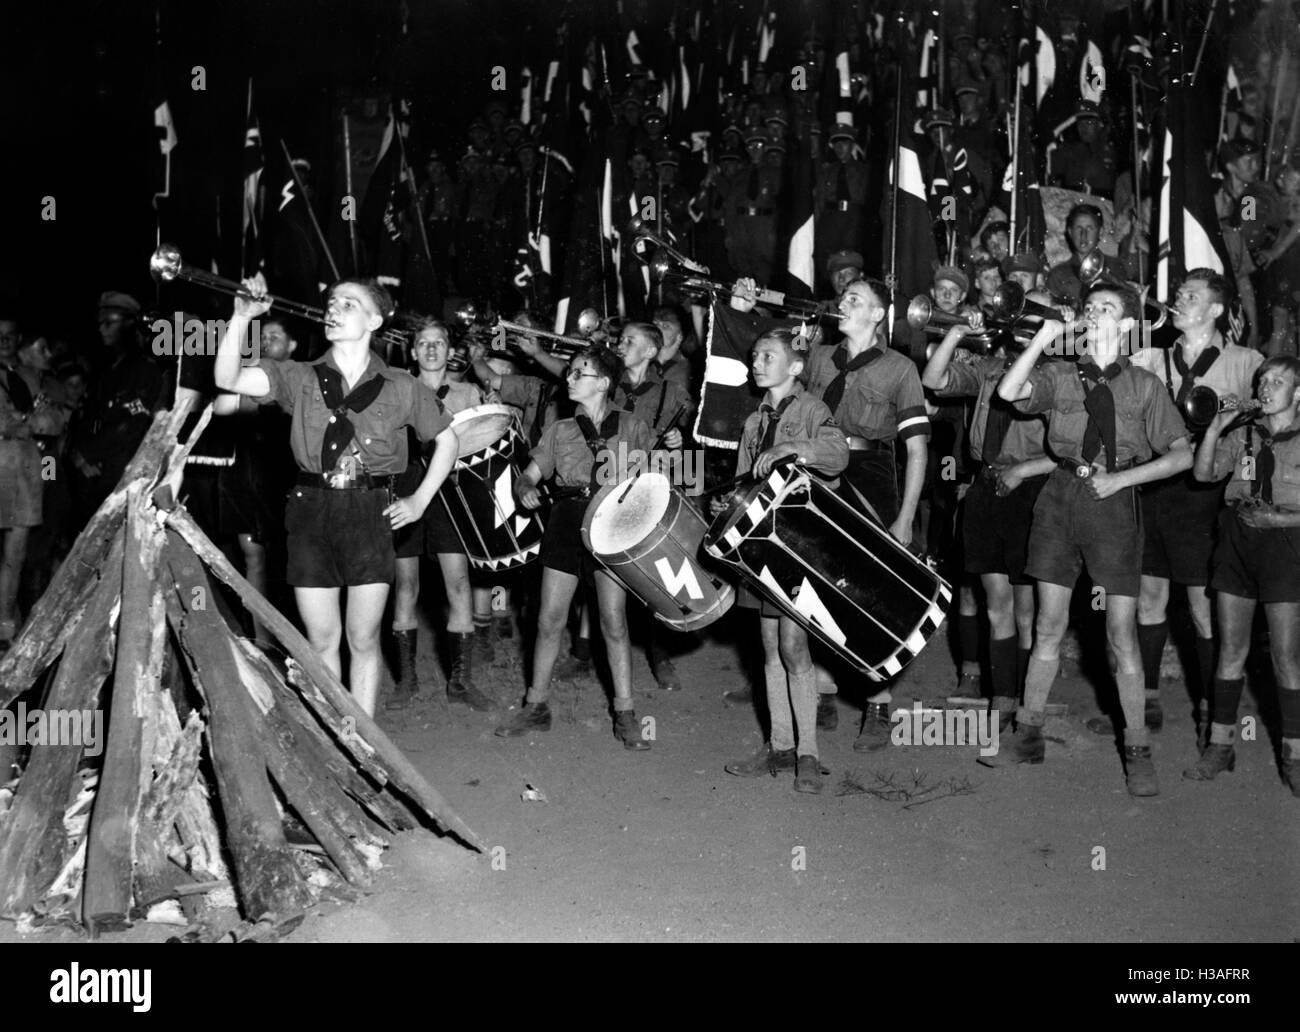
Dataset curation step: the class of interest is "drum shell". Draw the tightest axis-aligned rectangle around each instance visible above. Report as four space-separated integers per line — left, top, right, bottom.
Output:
582 476 735 632
440 406 545 570
704 468 951 680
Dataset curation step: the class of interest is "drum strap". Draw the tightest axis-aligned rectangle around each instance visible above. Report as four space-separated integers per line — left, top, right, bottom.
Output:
652 381 670 430
574 410 621 490
1172 342 1219 410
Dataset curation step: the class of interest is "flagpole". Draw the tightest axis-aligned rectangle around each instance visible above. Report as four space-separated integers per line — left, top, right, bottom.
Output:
1216 74 1230 145
1265 52 1288 181
342 109 359 273
887 15 903 325
280 139 340 280
1131 72 1145 284
396 127 437 302
1009 49 1021 255
1188 0 1217 87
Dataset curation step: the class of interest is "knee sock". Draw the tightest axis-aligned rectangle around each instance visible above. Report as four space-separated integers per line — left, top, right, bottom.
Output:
1136 621 1168 699
1016 646 1031 695
866 688 892 706
1279 686 1300 741
788 667 819 759
1211 676 1245 726
988 635 1019 709
958 613 980 672
1020 656 1059 721
1194 635 1217 703
815 663 837 696
764 661 795 752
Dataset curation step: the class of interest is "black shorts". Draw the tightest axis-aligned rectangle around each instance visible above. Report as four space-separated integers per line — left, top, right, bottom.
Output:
842 448 899 527
392 462 426 559
1140 474 1224 585
1026 469 1143 597
963 470 1047 584
285 485 395 588
424 498 466 556
1210 509 1300 602
540 496 595 579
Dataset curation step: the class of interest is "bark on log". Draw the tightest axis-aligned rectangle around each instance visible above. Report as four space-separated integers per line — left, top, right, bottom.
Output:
164 541 311 922
81 485 167 934
0 557 122 916
164 511 484 851
0 396 197 706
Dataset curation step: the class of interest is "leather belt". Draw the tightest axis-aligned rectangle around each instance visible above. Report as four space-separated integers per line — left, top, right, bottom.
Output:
826 200 857 212
846 436 891 453
1057 456 1139 479
736 206 774 216
297 471 397 491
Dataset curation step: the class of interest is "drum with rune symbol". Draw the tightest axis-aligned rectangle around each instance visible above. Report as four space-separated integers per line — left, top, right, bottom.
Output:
581 470 735 631
703 464 951 680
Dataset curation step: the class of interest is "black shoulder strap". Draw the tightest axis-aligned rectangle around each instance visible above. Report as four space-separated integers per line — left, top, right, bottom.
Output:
653 380 669 429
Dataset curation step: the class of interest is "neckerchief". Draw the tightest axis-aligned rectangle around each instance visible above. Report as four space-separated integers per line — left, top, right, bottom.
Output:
314 363 386 474
747 163 761 201
618 377 656 413
756 394 798 457
1252 424 1300 504
573 409 621 490
1078 360 1124 471
982 357 1017 464
0 366 33 414
1172 342 1220 410
836 162 850 203
822 344 883 416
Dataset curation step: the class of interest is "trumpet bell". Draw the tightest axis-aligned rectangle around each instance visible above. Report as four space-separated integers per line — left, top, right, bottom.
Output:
455 301 481 327
150 243 184 282
648 250 675 283
906 295 934 330
1183 384 1262 427
576 308 601 336
1078 250 1106 285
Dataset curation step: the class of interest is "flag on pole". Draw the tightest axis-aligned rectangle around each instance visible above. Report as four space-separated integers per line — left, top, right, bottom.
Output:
241 82 264 276
694 301 794 449
883 139 939 302
153 98 177 205
785 136 815 297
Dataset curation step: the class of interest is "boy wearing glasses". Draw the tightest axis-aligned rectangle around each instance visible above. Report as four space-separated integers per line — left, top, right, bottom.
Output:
991 282 1193 796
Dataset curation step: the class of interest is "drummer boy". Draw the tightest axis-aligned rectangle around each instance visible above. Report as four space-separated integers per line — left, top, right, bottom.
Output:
215 274 459 717
716 328 849 793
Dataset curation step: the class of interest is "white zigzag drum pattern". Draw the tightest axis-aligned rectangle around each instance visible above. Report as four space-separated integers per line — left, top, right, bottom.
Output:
438 405 545 571
704 466 952 681
582 471 735 632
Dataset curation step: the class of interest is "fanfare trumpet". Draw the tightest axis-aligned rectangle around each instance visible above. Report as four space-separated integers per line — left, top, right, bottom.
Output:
149 243 409 351
456 301 601 360
1182 385 1263 428
905 295 1000 350
1077 250 1172 330
648 252 833 321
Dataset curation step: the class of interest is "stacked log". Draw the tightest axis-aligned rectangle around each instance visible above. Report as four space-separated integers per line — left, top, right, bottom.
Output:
0 402 482 937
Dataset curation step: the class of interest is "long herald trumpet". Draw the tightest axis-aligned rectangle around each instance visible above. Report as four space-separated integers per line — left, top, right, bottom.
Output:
1182 385 1263 427
149 243 408 351
1077 250 1171 330
905 295 1001 349
647 253 833 321
456 302 600 360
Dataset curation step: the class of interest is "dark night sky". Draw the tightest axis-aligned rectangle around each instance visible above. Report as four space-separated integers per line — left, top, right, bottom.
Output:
3 0 594 337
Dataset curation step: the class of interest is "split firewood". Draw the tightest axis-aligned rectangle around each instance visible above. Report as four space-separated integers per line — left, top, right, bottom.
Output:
164 545 312 922
82 483 167 935
165 510 485 852
0 556 121 918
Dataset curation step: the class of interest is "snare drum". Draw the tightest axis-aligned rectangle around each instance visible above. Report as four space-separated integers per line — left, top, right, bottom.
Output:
704 466 951 681
582 471 735 632
439 404 545 570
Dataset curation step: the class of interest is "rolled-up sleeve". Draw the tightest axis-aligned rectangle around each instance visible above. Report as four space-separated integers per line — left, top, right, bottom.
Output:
1211 430 1245 482
257 359 308 411
530 421 561 480
895 364 931 442
1142 381 1190 455
799 400 850 477
1018 364 1060 415
934 358 983 399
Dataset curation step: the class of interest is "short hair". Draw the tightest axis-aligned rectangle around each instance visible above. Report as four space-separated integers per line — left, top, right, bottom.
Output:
1066 202 1104 229
329 277 395 322
1179 268 1233 310
259 313 296 336
651 305 683 331
1260 355 1300 383
850 276 891 309
752 327 810 366
623 320 663 353
582 345 626 398
973 257 1002 280
410 315 451 339
980 221 1010 249
1082 280 1141 321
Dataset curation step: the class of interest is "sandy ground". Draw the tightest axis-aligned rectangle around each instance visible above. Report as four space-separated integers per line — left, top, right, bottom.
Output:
5 600 1297 945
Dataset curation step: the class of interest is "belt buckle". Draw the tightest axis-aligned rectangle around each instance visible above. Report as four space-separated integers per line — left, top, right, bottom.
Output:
837 200 850 211
1073 464 1092 479
746 205 758 216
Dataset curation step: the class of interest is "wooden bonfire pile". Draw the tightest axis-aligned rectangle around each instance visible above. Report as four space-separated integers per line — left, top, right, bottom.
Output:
0 398 482 938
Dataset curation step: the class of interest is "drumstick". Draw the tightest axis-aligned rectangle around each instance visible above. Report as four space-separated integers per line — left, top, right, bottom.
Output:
697 454 801 500
614 404 690 505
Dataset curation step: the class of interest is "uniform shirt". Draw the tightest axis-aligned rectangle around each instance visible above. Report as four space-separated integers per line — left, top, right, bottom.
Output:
935 353 1049 465
736 383 849 488
814 159 868 212
652 354 693 396
1018 357 1187 465
430 379 482 417
804 341 931 443
498 373 557 444
530 410 653 489
612 373 694 438
257 350 451 476
1130 337 1262 413
1210 419 1300 509
722 163 783 216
